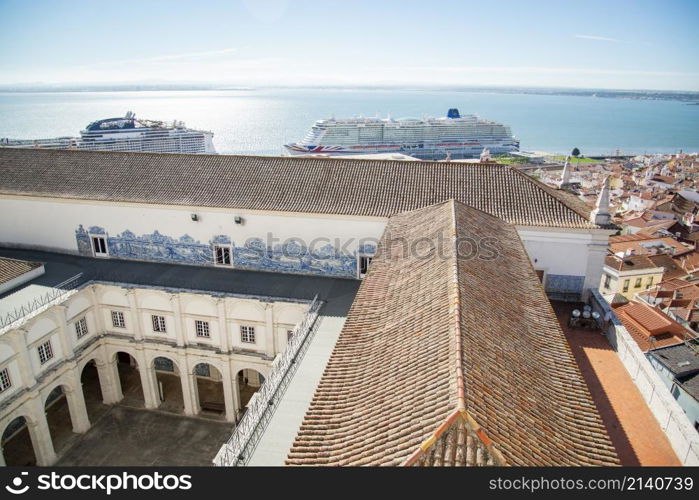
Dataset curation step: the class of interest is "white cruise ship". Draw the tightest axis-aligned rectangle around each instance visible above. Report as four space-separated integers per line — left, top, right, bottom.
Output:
284 108 519 159
0 112 216 154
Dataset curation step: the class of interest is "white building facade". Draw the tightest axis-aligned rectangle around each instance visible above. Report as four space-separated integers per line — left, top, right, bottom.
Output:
0 280 309 465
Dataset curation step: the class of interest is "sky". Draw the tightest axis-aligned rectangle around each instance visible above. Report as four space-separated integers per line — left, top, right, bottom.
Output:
0 0 698 91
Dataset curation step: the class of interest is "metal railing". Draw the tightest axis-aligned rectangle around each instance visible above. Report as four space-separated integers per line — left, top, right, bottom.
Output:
0 273 83 329
213 295 323 466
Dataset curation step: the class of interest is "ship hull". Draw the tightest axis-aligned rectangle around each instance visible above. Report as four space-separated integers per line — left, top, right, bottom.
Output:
283 140 519 159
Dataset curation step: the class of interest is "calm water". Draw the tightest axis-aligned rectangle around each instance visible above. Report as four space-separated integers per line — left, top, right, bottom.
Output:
0 89 697 156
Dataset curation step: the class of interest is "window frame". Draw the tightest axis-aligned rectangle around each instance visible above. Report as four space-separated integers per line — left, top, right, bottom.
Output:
90 235 109 257
111 310 126 328
213 244 233 266
74 317 89 339
151 315 167 333
357 254 373 279
622 279 630 293
38 340 54 365
0 367 11 393
603 274 612 289
240 325 256 344
635 278 643 288
195 320 211 338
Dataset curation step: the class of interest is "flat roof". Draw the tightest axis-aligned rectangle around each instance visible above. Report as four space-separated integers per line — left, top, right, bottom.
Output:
0 248 361 318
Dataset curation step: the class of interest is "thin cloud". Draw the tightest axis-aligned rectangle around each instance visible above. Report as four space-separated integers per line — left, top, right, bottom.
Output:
88 48 240 68
574 34 620 43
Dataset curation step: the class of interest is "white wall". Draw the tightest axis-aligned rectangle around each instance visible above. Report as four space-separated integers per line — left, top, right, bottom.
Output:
0 196 387 257
0 196 613 292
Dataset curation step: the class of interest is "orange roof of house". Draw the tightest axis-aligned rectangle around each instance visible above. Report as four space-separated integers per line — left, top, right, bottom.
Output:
614 302 692 352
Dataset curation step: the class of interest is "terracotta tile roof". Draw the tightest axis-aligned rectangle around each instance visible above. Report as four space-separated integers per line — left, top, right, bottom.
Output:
647 254 687 281
0 148 598 229
286 200 618 466
614 302 691 352
0 257 42 286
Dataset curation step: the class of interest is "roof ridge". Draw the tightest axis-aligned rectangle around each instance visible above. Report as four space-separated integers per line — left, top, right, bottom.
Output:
448 200 467 412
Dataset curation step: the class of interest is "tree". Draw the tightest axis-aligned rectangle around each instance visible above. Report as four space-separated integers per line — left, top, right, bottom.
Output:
571 147 581 157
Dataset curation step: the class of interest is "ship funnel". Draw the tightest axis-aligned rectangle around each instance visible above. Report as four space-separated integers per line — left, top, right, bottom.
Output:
447 108 460 119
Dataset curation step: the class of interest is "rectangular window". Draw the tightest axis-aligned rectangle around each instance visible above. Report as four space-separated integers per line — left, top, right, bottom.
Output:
635 278 643 288
646 276 654 289
195 320 210 338
603 274 611 289
622 279 630 293
151 315 167 333
241 325 256 343
92 236 107 256
0 368 11 393
214 245 232 265
358 255 373 278
287 329 294 341
111 310 126 328
74 317 88 339
38 340 54 364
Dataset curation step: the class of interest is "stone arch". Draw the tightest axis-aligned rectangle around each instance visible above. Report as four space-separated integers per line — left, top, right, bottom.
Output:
112 350 144 408
182 295 218 317
1 413 37 466
78 358 109 422
65 295 91 321
150 355 184 414
192 362 225 420
41 378 88 458
139 290 173 312
234 365 268 414
227 300 266 322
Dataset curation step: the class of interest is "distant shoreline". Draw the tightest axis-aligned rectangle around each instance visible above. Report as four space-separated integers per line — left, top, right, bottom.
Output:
0 85 698 104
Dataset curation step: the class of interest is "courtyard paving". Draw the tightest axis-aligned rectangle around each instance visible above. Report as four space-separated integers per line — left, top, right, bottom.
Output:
56 406 233 466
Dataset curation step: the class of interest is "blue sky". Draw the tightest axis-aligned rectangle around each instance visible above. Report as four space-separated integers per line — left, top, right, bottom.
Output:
1 0 697 90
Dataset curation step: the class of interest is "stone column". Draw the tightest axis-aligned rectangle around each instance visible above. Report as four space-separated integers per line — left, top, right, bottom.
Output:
179 354 199 416
66 372 91 433
220 360 237 423
96 357 123 404
86 284 106 333
8 330 36 388
216 298 230 353
28 397 57 466
52 305 74 360
170 294 186 347
265 303 276 358
126 290 144 341
134 349 159 409
230 362 242 419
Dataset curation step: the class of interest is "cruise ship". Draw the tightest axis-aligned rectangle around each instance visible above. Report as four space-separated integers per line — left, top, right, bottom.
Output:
284 108 519 159
0 112 216 154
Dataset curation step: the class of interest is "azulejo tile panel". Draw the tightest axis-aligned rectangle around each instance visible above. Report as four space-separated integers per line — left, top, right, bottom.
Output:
75 226 375 279
545 274 585 294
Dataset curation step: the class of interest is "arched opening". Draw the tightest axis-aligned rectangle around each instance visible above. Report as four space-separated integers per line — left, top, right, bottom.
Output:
80 360 109 422
1 416 36 466
193 363 225 419
152 356 184 414
115 352 144 407
44 385 76 456
236 368 265 415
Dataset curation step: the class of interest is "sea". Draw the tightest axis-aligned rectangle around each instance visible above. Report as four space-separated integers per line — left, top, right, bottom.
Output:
0 88 698 156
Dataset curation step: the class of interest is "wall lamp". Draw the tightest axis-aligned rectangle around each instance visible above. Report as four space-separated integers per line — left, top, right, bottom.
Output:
191 213 199 221
234 216 244 225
